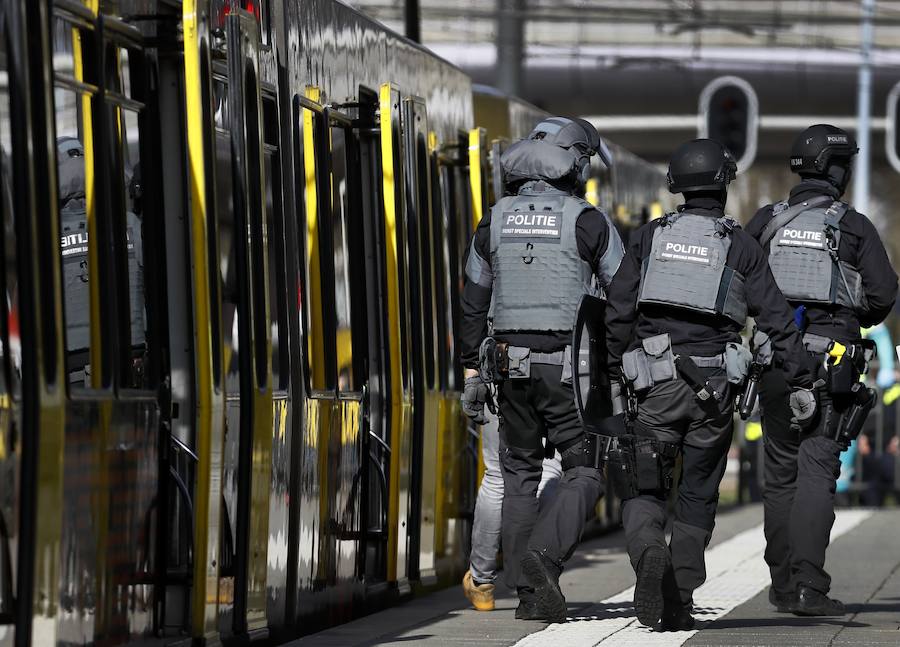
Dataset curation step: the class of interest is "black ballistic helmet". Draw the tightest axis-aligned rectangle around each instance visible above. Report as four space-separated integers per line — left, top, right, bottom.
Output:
666 138 737 194
789 124 858 175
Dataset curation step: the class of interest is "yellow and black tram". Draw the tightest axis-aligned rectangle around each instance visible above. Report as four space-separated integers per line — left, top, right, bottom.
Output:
0 1 666 645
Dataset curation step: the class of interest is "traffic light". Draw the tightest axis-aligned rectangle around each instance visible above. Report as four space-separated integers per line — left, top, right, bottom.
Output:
886 81 900 173
699 76 758 171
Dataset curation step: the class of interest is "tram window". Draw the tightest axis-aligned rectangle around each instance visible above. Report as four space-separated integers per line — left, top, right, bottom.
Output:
263 98 287 391
430 158 449 391
54 86 96 386
52 14 99 387
0 34 20 395
118 107 147 385
104 40 148 388
215 126 241 393
330 126 357 392
412 129 437 390
295 98 331 391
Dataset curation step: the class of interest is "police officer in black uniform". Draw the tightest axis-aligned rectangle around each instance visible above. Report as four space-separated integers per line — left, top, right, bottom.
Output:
460 117 624 623
605 139 817 630
746 125 898 616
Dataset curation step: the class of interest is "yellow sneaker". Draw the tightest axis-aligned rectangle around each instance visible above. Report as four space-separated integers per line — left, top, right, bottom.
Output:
463 570 495 611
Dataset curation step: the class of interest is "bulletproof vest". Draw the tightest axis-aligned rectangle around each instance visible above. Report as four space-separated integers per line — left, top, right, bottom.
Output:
60 198 91 353
638 212 747 324
489 186 598 333
766 200 864 310
59 200 146 353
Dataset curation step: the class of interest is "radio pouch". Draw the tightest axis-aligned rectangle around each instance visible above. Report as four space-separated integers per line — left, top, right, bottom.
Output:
506 346 531 379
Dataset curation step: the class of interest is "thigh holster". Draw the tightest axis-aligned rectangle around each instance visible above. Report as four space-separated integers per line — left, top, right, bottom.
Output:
607 434 680 500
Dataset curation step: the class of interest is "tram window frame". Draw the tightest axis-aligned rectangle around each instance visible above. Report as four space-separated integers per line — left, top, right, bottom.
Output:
405 105 438 391
293 94 337 393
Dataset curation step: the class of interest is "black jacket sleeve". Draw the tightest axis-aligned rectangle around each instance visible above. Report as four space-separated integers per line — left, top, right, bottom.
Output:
459 212 493 368
853 213 898 327
604 223 649 380
576 207 624 285
744 204 774 240
733 229 813 389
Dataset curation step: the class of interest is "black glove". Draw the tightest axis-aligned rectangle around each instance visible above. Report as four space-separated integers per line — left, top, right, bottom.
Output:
462 375 490 424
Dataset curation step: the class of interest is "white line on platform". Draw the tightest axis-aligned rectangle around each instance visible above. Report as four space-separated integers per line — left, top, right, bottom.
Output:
514 509 872 647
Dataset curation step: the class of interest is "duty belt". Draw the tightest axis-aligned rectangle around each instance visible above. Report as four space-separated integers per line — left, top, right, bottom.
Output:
802 333 834 355
525 348 568 366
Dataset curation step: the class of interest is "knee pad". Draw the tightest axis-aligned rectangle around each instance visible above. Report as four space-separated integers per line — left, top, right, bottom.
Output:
608 435 679 500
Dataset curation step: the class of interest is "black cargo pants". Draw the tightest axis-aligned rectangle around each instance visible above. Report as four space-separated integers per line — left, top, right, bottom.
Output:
760 363 845 596
622 367 734 608
498 363 605 593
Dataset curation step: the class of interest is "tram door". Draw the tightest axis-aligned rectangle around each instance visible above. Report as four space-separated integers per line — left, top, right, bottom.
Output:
0 3 21 641
212 11 274 640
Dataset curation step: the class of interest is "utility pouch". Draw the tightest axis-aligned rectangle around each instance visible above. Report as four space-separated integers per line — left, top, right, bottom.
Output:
643 333 677 384
622 334 675 392
622 347 653 391
725 342 753 385
607 437 638 499
635 439 662 491
506 346 532 379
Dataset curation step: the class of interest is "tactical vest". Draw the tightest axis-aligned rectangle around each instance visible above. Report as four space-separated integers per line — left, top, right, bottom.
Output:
765 200 865 311
489 188 600 333
638 212 748 324
60 200 146 353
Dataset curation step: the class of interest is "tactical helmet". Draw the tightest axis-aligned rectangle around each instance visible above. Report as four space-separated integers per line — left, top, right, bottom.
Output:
528 116 613 171
789 124 857 175
57 136 86 204
666 138 737 194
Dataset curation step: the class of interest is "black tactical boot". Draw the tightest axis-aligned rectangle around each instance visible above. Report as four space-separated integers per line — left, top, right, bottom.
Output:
792 584 846 616
634 545 670 627
515 598 544 621
520 550 566 623
657 604 695 632
768 586 796 613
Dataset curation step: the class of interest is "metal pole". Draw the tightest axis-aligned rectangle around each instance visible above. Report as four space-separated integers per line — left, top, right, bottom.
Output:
496 0 525 97
405 0 421 43
854 0 875 214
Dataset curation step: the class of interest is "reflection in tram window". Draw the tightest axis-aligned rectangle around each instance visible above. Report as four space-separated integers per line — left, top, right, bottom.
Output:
215 124 242 393
0 46 20 391
330 126 356 392
263 99 287 391
119 108 147 385
54 97 94 385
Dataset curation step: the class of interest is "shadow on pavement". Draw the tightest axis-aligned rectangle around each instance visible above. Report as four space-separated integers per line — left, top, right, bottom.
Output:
700 617 869 630
566 601 637 622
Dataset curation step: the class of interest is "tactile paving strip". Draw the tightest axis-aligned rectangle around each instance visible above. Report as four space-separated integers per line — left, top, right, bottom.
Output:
514 510 872 647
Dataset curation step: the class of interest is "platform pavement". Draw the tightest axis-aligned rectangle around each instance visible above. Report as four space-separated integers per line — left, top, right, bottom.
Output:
289 505 900 647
